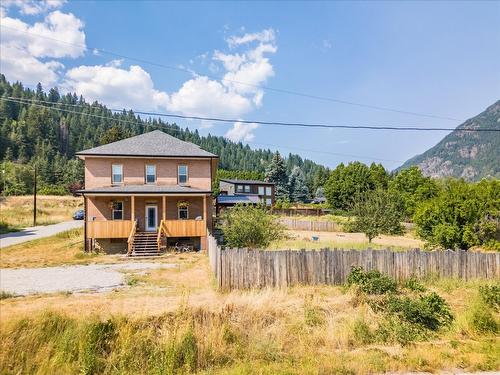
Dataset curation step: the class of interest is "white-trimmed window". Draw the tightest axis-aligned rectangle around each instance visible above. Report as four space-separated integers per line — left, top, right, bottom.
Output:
112 164 123 184
178 165 188 184
145 164 156 184
236 185 244 193
258 186 265 195
266 198 272 206
112 201 123 220
265 186 272 196
178 206 188 220
244 185 251 193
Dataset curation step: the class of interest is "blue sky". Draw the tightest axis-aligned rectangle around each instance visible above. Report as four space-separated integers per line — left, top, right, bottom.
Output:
1 1 499 170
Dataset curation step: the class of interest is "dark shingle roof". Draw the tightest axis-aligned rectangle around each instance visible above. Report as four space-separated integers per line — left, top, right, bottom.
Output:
78 185 211 194
220 179 274 185
76 130 217 158
217 195 261 204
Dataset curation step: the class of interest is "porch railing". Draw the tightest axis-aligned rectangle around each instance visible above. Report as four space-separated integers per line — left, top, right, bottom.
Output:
87 220 134 238
163 219 207 237
127 220 138 255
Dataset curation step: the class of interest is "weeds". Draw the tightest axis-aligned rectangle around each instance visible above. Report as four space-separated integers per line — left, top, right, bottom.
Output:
479 284 500 311
0 290 17 299
346 266 397 295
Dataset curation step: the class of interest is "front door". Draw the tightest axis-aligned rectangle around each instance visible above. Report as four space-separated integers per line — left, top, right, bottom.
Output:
145 205 158 231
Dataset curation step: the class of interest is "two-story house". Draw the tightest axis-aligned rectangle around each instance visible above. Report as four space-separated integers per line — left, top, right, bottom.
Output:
216 179 275 212
77 130 218 255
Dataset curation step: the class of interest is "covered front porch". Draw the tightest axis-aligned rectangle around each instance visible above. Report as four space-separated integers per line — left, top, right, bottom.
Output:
83 193 212 254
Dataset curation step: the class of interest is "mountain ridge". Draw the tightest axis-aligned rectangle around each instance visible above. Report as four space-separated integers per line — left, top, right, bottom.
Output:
399 100 500 180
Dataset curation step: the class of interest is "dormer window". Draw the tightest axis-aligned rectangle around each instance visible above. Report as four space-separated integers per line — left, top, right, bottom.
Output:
178 165 188 184
145 164 156 184
112 164 123 184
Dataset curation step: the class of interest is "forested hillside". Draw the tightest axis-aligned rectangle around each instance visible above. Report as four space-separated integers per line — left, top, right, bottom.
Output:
400 100 500 180
0 75 328 195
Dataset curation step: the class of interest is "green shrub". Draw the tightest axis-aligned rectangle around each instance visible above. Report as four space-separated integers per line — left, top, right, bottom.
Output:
220 204 287 249
346 266 397 295
352 319 374 345
0 290 17 299
403 276 427 292
469 305 498 334
375 316 428 345
382 292 453 331
479 285 500 312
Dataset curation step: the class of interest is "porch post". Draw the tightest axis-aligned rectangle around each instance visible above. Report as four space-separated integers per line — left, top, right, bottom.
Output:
131 195 135 222
203 194 207 221
162 195 166 220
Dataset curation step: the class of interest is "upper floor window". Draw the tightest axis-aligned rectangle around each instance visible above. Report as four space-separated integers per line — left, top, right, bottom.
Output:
112 201 123 220
112 164 123 184
236 185 244 193
145 164 156 184
265 186 272 196
178 165 188 184
258 186 265 195
244 185 251 193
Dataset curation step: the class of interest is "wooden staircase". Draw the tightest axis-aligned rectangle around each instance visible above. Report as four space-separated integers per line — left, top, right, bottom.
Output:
129 231 160 257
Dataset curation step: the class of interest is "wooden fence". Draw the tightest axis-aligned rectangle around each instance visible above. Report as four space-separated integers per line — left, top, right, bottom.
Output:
207 235 499 290
279 218 342 232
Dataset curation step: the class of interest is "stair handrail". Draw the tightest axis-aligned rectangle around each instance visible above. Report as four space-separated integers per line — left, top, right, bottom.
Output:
127 219 138 255
156 219 168 252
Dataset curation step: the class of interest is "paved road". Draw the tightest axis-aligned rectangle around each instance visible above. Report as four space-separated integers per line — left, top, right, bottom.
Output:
0 262 175 295
0 220 84 249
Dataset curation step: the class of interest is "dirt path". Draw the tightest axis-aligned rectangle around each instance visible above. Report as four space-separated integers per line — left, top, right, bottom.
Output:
0 220 83 248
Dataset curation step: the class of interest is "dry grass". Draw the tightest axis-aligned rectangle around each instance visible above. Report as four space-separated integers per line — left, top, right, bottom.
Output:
0 229 497 373
269 229 424 251
0 228 103 268
0 195 83 233
1 255 498 374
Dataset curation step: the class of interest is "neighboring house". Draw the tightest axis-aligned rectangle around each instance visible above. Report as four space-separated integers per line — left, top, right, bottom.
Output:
76 130 218 255
217 179 275 212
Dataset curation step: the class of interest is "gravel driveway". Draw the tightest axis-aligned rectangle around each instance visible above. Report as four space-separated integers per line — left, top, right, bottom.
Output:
0 220 84 248
0 262 176 296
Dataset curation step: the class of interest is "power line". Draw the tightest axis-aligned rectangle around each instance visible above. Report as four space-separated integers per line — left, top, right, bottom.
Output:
0 24 462 122
0 96 407 163
5 97 498 132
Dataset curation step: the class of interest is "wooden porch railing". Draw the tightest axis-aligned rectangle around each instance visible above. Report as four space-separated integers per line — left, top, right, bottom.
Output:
157 219 168 252
127 220 137 255
87 220 134 238
163 219 207 237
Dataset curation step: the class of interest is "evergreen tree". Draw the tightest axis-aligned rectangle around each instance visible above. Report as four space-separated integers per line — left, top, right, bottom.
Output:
265 152 289 200
288 166 309 202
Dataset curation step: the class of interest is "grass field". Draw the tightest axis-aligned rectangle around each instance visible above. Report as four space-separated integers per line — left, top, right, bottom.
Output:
1 226 498 374
0 228 105 268
1 254 498 374
0 195 83 234
269 229 424 251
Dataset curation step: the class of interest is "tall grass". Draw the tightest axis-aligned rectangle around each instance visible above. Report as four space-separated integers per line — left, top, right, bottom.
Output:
1 281 499 374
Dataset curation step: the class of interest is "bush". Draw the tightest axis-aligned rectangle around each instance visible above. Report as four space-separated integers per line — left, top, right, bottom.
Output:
468 304 498 334
382 292 453 331
220 204 287 249
403 276 427 292
479 285 500 312
346 266 397 295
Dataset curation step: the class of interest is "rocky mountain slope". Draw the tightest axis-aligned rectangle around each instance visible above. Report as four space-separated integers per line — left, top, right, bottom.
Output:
400 100 500 180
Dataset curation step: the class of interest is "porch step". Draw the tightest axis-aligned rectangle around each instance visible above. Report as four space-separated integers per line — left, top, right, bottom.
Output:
128 231 161 257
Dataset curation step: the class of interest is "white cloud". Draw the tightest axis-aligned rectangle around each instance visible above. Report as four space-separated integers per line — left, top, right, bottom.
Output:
0 43 63 86
166 76 251 118
322 39 332 50
0 7 85 86
227 28 275 48
64 64 169 110
1 10 86 58
225 121 259 142
2 0 65 15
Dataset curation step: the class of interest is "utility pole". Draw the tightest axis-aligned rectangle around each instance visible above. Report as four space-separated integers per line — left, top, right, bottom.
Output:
33 164 37 227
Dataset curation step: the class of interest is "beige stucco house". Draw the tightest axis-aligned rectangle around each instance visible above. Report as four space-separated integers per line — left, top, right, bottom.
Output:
77 130 218 256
